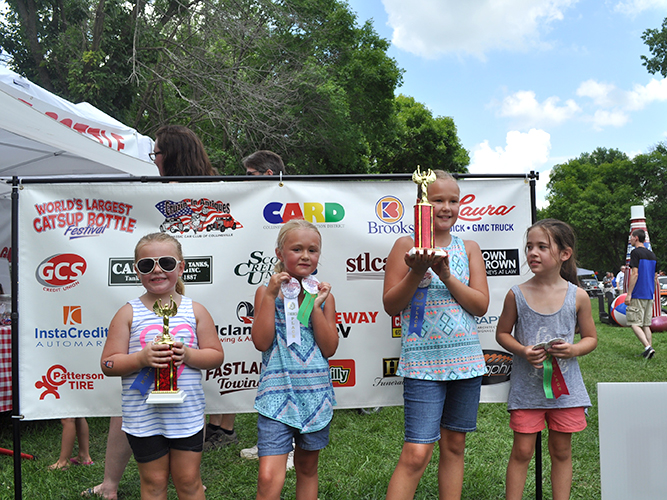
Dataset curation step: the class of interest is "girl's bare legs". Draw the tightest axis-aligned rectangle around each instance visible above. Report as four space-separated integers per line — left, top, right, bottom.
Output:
74 418 92 463
82 416 133 499
170 449 206 500
49 418 76 469
137 454 170 500
437 428 466 500
294 446 320 500
386 442 435 499
257 453 289 500
505 432 537 500
548 430 573 500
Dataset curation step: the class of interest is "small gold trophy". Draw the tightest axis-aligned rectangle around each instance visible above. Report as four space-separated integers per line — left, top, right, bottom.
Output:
409 166 446 257
146 296 187 404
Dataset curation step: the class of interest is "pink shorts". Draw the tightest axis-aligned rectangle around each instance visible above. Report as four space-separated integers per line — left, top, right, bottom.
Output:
509 407 587 434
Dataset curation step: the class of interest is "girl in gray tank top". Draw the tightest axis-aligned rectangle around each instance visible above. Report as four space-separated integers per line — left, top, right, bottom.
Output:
495 219 598 500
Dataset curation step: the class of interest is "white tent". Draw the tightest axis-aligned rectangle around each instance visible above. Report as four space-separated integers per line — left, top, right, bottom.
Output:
0 66 157 184
0 67 158 292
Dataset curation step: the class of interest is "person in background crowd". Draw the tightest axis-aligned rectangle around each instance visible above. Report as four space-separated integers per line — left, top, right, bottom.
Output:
243 150 286 176
624 229 658 359
151 125 217 177
49 417 93 470
82 125 216 500
616 266 626 295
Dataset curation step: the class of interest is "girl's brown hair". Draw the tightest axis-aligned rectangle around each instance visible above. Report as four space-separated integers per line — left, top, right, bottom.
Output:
274 219 322 274
527 218 579 285
135 232 185 295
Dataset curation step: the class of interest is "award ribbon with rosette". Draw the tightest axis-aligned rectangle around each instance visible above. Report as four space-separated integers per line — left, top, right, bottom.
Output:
535 339 570 399
282 275 320 346
145 296 187 404
282 278 302 346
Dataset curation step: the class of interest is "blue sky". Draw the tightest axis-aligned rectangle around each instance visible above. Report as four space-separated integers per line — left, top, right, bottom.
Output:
345 0 667 207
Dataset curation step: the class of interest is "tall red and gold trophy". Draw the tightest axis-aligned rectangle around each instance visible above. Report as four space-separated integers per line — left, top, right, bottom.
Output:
146 296 187 404
409 166 446 257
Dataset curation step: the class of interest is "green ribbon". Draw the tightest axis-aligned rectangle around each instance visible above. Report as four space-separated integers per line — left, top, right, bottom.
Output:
542 356 555 399
297 291 316 326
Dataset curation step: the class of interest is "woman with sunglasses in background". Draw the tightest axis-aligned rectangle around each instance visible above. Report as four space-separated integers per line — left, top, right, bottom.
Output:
101 232 223 500
83 126 216 500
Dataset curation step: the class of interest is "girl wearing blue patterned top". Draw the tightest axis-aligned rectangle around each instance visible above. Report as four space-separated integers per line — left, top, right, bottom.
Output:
101 233 223 500
383 171 489 500
252 219 338 500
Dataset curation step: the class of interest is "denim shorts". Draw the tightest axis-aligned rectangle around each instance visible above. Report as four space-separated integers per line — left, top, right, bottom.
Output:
403 376 482 444
126 428 204 463
256 414 330 457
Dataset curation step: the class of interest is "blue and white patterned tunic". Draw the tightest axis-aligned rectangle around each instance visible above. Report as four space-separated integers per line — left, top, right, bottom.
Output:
254 296 336 433
398 235 487 381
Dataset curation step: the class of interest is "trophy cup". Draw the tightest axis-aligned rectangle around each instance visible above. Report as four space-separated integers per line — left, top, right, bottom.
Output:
409 166 446 257
146 296 187 404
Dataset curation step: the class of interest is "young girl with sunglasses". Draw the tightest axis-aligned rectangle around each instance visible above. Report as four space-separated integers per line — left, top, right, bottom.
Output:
252 219 338 500
101 232 223 500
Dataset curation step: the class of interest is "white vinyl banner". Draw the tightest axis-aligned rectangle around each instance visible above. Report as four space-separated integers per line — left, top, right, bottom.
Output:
17 177 531 420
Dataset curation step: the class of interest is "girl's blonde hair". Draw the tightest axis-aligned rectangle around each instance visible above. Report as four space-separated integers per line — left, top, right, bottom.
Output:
274 219 322 274
135 232 186 295
527 218 579 285
433 169 456 182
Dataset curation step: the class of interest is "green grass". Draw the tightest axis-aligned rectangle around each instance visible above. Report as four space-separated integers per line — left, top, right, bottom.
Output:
1 300 665 499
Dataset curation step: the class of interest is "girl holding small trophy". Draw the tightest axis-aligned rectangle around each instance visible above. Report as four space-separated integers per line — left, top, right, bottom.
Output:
101 232 223 500
383 170 489 500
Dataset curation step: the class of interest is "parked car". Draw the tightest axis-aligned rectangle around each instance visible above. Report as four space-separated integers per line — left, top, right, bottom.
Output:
580 277 603 297
659 275 667 312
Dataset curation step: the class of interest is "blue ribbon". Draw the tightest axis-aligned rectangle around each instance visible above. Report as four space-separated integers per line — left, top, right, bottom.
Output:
408 288 428 337
130 367 154 395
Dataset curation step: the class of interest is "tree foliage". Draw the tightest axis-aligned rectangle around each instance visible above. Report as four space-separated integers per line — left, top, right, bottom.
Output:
540 147 667 275
0 0 470 175
641 18 667 77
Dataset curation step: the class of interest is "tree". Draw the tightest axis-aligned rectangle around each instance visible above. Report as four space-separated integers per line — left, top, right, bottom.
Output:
372 95 469 174
641 18 667 77
541 146 667 275
0 0 468 176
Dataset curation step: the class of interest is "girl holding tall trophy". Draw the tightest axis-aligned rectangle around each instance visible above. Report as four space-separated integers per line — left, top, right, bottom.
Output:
101 233 223 500
383 169 489 500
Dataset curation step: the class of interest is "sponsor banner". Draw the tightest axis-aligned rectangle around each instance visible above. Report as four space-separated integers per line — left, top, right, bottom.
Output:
17 179 528 419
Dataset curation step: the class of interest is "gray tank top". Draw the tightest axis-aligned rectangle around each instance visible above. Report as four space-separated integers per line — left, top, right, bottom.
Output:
507 283 591 410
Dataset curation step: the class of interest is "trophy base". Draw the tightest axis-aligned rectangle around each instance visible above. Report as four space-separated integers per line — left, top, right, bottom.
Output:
408 247 447 258
146 389 187 405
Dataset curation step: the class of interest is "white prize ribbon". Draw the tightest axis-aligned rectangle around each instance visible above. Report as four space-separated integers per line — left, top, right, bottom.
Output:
282 277 302 346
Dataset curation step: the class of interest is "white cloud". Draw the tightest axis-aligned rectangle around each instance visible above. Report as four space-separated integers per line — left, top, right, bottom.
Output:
381 0 578 58
498 90 581 126
469 129 552 174
575 77 667 128
613 0 667 15
470 130 552 208
590 109 630 129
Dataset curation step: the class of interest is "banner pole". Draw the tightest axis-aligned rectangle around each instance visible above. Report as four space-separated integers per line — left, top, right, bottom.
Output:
11 177 22 500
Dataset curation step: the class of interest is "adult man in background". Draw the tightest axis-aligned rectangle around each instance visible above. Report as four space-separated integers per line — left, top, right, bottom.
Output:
624 230 658 359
